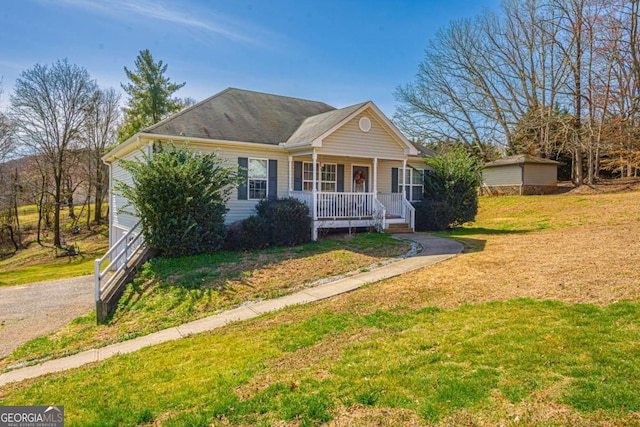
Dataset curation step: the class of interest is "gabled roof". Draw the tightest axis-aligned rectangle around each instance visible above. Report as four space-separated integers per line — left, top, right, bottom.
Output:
408 141 437 158
286 102 368 144
143 88 335 145
484 154 561 167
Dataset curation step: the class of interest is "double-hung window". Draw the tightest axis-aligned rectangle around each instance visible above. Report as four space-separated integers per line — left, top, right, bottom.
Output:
320 164 337 191
248 158 268 200
402 168 425 201
303 162 337 192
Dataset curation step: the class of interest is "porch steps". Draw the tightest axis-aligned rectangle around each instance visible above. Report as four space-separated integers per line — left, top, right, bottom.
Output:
383 222 412 234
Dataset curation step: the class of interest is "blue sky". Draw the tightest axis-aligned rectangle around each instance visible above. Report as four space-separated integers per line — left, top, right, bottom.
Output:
0 0 500 117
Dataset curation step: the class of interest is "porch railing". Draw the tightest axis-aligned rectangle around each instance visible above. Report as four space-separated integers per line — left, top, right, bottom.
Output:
377 192 403 217
316 192 375 218
94 219 145 303
290 190 413 230
402 197 416 230
289 191 314 208
373 198 386 232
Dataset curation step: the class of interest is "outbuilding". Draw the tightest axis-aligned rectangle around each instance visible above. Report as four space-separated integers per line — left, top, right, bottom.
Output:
481 154 561 195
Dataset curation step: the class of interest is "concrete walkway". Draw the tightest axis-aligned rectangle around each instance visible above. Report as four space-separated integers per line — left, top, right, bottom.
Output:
0 234 462 387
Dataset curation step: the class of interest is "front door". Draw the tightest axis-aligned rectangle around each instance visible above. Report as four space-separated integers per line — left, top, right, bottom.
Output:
352 166 370 193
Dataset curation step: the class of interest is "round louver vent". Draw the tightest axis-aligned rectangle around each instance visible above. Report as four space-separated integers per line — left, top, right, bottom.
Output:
359 116 371 132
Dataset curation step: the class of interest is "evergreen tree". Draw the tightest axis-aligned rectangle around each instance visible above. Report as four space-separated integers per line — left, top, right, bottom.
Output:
119 49 186 141
413 148 483 231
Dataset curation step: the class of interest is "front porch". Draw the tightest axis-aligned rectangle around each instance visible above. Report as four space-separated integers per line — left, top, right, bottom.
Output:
290 191 415 239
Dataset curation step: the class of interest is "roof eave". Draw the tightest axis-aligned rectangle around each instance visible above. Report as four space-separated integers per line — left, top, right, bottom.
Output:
102 134 144 163
312 101 418 156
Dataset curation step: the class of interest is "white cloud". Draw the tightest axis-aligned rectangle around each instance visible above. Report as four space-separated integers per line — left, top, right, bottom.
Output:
49 0 265 45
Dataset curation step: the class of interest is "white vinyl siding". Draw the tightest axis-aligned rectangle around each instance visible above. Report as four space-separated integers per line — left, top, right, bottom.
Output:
321 112 406 159
111 149 143 231
523 164 557 186
219 148 289 223
113 140 290 225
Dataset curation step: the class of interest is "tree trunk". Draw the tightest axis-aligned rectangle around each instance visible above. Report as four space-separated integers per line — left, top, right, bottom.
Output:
94 171 103 223
3 225 18 252
12 169 22 247
37 175 45 246
54 171 62 247
68 198 75 219
574 149 583 186
587 143 594 185
86 181 92 230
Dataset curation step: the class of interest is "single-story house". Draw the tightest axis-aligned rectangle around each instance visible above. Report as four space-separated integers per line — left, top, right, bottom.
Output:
104 88 433 249
481 154 561 195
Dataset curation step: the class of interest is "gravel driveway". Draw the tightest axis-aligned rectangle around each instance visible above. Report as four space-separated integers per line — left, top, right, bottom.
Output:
0 275 94 359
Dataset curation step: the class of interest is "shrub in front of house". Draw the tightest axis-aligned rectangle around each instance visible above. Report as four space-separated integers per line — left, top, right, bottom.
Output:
225 215 269 251
413 200 455 231
256 197 312 247
115 144 237 257
415 147 482 231
226 197 311 250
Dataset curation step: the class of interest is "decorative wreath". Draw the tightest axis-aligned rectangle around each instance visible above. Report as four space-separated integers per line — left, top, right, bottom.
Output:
354 170 366 184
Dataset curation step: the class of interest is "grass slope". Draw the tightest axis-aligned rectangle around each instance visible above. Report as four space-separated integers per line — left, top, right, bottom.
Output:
0 204 109 286
2 192 640 426
1 233 408 369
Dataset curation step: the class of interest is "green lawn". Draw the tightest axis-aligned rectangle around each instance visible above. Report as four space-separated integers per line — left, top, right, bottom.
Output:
2 300 639 426
1 233 409 370
2 191 640 426
0 204 109 286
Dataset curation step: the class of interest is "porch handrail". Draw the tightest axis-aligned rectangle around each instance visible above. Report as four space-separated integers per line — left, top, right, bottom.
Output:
377 192 403 217
402 197 416 231
94 219 146 303
373 198 386 232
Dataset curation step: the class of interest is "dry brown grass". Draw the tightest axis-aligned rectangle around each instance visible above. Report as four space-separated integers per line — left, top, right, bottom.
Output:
325 191 640 313
228 190 640 426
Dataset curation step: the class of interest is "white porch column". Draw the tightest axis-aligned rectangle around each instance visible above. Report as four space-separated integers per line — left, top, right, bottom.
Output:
402 159 407 199
373 158 378 194
312 149 318 218
311 149 318 241
312 150 318 192
288 155 293 194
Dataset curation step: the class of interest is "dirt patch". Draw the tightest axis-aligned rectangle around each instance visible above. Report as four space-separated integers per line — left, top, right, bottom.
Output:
558 178 640 195
327 406 425 426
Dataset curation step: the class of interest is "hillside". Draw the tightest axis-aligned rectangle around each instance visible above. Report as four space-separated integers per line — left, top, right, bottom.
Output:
1 191 640 426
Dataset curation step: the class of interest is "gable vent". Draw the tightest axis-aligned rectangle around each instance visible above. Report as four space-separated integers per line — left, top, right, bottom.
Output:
359 116 371 132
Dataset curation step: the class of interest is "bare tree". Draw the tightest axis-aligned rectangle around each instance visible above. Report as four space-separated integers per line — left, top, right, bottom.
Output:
83 88 120 225
396 0 640 183
10 60 96 246
396 2 568 160
0 81 14 163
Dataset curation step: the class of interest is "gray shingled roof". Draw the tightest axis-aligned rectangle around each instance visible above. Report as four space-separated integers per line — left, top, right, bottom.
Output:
484 154 561 167
408 141 437 158
286 102 368 144
143 88 336 145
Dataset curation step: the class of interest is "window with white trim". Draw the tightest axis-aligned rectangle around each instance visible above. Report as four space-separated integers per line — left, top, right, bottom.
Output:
303 162 337 192
320 164 337 191
248 158 268 200
401 168 424 201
